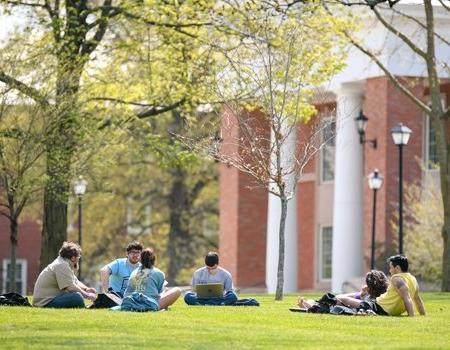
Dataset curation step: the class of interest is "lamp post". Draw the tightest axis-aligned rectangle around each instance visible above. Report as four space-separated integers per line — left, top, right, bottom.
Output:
368 169 383 269
391 123 412 255
73 176 87 279
355 111 377 149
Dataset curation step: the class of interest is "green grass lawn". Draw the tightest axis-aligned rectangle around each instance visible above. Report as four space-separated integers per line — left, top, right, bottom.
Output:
1 293 449 349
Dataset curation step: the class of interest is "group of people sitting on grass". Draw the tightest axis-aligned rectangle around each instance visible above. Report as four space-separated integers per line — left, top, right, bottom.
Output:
32 241 239 311
32 240 426 316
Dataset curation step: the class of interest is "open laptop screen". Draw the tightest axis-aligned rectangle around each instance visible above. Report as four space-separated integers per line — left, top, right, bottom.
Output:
196 283 224 298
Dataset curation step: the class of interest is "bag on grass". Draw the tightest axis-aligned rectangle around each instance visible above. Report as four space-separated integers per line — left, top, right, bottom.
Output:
88 293 121 309
232 298 260 306
0 292 31 307
330 305 357 315
308 293 338 314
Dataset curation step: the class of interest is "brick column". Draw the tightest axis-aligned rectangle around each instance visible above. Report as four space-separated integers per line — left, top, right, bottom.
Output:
219 109 268 289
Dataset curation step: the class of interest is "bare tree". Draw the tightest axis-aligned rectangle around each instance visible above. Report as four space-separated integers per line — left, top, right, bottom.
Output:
182 2 346 299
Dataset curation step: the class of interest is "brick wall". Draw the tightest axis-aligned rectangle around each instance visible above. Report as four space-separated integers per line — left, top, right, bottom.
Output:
363 76 426 268
0 214 41 294
219 108 269 288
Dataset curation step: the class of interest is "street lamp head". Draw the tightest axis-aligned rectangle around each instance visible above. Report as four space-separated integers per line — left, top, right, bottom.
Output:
355 110 368 141
211 132 223 156
391 123 412 146
368 169 383 190
74 176 87 197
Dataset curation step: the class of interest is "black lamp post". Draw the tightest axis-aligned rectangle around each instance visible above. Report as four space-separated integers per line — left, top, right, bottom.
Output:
368 169 383 269
74 176 87 279
391 123 412 255
355 111 377 149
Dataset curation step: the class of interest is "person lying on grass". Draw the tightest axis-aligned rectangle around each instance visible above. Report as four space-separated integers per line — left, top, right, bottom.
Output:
116 248 181 312
336 255 426 317
33 241 97 308
298 255 426 317
298 269 388 313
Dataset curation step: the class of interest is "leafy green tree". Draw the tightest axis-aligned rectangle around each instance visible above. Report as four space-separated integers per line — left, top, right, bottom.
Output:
70 112 218 286
402 182 443 284
0 88 46 292
0 0 219 269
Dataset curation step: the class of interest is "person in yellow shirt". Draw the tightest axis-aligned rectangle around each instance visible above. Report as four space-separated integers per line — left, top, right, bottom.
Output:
337 255 426 317
375 254 426 316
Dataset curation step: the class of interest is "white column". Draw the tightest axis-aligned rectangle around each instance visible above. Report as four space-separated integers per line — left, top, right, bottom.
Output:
266 125 298 293
331 83 364 293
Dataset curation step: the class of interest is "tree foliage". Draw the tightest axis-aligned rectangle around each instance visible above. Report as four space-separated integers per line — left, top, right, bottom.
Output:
0 0 221 269
402 182 443 283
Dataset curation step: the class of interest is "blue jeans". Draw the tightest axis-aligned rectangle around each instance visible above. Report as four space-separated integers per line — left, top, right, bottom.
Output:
44 292 85 308
184 291 238 306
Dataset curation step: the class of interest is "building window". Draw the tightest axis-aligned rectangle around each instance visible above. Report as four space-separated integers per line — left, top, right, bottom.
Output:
2 259 27 295
319 226 333 280
320 118 335 182
425 115 439 170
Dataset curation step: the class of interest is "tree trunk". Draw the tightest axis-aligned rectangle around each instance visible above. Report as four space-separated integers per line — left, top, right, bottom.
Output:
166 109 202 285
9 216 18 293
441 198 450 291
40 61 81 269
275 195 288 300
166 168 189 285
40 140 72 270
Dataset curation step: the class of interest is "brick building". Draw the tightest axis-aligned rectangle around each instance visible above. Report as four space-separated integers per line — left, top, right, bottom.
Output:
0 216 41 295
218 4 450 292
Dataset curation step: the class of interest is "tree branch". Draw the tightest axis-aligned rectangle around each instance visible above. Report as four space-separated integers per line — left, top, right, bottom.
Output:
372 7 428 60
136 99 186 119
390 5 450 47
438 0 450 12
81 0 115 55
341 30 431 114
5 0 45 8
0 71 49 107
88 97 158 107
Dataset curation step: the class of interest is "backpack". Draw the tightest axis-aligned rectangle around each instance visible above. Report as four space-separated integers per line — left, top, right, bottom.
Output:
308 292 338 314
88 293 121 309
231 298 260 306
330 305 357 315
0 292 31 307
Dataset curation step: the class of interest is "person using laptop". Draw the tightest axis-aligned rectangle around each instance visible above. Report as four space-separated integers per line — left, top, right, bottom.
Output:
100 241 143 297
184 251 238 305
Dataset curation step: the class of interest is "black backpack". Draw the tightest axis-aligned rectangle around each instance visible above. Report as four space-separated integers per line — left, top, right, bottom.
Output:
308 293 338 314
0 292 31 307
88 293 121 309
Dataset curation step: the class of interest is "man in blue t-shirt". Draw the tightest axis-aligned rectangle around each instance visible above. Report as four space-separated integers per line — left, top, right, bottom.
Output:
100 241 143 297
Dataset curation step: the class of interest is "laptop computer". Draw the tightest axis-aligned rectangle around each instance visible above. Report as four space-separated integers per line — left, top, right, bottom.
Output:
196 283 224 298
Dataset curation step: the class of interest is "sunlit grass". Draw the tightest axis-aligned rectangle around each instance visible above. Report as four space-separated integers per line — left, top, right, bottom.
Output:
1 293 449 349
